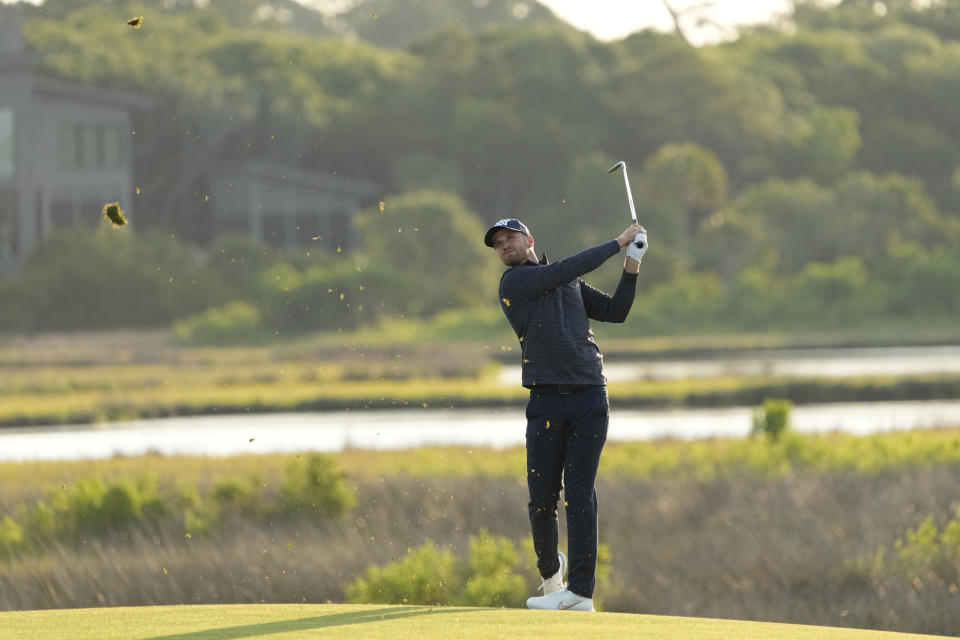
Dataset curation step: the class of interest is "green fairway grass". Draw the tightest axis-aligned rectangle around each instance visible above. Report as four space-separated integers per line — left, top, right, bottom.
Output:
0 604 951 640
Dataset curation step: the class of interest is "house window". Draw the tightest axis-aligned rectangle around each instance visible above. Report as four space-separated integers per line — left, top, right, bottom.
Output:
0 109 13 180
57 121 125 170
0 188 17 262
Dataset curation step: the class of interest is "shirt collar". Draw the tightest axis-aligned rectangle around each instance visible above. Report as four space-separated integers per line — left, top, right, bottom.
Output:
525 252 547 266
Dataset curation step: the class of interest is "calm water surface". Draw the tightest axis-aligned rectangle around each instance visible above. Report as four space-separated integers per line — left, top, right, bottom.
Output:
3 400 960 462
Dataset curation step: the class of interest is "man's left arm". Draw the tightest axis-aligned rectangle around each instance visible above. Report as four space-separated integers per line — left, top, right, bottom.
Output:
580 270 639 323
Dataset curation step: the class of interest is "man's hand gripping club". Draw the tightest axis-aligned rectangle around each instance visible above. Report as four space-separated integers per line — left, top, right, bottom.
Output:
616 223 648 273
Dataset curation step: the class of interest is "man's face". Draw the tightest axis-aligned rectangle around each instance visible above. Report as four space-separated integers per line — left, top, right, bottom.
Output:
491 228 532 266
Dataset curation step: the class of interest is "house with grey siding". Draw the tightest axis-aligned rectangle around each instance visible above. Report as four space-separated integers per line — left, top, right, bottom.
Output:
210 160 377 253
0 8 151 274
0 7 378 274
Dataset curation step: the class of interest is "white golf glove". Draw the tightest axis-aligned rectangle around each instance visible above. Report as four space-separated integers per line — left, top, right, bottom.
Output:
627 232 647 262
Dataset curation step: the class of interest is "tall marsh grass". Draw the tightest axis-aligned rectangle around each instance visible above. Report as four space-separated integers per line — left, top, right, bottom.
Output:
3 434 960 634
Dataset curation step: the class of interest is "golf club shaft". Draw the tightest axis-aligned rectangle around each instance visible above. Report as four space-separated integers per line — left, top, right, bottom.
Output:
621 168 637 224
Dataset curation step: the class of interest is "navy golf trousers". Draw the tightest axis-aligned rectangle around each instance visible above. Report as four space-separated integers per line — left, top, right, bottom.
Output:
525 384 608 598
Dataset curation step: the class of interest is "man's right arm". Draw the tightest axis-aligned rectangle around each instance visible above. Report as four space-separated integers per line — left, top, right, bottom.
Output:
499 240 621 301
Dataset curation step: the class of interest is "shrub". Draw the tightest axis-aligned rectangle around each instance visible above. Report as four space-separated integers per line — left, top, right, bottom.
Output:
20 500 56 543
0 457 354 554
458 530 527 607
346 540 462 605
8 228 231 331
210 476 262 518
173 301 267 345
751 398 793 441
257 261 410 334
850 506 960 590
277 453 355 518
892 510 960 587
99 479 144 529
346 530 610 609
0 516 24 557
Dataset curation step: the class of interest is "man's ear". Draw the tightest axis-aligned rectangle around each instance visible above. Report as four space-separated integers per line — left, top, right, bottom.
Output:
526 235 534 247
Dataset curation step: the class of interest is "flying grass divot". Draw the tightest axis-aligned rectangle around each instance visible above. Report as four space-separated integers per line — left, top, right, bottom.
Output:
103 202 128 227
0 604 953 640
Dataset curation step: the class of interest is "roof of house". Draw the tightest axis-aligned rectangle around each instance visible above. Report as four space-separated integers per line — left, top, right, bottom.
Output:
31 75 155 111
215 160 379 197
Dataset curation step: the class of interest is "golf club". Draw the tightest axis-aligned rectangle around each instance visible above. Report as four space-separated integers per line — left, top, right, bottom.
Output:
607 161 646 250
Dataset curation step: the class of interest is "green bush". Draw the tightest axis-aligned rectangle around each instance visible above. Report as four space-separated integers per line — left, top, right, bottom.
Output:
346 530 606 609
0 457 354 555
459 530 527 607
99 479 144 529
19 500 56 543
850 506 960 590
210 476 262 517
7 228 232 331
5 475 167 549
751 398 793 441
891 510 960 587
346 540 462 605
0 516 24 558
257 261 411 335
46 475 168 534
277 453 356 518
173 301 267 345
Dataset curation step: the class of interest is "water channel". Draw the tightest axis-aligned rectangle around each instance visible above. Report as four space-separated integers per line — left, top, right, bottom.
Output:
3 400 960 462
3 344 959 462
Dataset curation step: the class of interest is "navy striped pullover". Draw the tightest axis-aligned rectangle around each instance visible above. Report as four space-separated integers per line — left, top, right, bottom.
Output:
498 239 638 388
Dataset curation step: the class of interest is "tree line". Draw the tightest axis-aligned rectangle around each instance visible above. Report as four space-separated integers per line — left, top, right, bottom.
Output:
3 0 960 336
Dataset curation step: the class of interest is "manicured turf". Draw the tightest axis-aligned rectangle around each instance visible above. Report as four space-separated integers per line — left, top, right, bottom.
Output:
0 603 951 640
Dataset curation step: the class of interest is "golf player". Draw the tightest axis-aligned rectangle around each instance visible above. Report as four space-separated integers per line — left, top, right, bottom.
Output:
484 218 646 612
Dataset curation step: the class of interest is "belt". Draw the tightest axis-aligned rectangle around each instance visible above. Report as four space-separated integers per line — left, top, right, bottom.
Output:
530 384 594 395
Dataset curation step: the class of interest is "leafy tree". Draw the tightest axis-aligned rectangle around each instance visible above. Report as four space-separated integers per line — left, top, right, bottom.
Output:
8 0 960 335
833 172 960 261
639 142 728 252
352 191 500 316
785 256 886 325
693 209 774 284
860 116 956 182
606 36 785 181
721 178 840 273
556 150 629 257
336 0 559 50
773 106 861 183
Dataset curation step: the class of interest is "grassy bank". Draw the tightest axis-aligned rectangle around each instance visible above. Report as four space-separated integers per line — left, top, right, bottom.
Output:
0 603 951 640
2 330 960 427
5 428 960 494
3 433 960 635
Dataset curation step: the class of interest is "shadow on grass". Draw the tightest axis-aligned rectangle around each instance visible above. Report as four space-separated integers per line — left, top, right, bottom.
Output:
143 606 477 640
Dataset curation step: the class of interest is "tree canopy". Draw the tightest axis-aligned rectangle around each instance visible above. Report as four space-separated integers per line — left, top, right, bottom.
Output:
5 0 960 334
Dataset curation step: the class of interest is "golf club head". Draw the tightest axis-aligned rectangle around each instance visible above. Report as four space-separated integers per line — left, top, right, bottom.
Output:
607 161 626 174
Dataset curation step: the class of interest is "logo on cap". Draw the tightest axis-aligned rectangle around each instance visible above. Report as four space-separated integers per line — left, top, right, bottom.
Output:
484 218 531 247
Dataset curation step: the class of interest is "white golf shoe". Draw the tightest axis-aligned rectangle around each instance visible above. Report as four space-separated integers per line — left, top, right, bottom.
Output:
526 587 595 612
536 551 567 596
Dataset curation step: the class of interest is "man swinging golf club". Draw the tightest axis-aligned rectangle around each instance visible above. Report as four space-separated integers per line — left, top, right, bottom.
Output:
484 166 647 611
